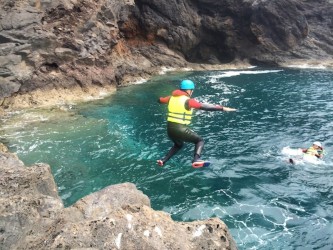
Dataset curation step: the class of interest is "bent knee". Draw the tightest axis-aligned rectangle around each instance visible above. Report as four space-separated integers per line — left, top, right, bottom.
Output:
197 138 204 144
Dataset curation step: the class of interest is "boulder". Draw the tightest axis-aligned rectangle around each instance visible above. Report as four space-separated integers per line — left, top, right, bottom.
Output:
0 150 237 249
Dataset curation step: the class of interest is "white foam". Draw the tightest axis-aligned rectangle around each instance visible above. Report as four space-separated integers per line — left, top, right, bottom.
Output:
281 146 303 156
134 78 147 84
158 66 176 74
208 69 282 79
286 64 327 69
302 154 323 165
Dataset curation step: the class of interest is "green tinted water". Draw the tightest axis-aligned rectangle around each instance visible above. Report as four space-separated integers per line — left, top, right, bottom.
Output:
1 68 333 249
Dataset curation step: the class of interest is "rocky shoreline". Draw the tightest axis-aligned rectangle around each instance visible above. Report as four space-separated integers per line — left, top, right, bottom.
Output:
1 0 332 113
1 62 253 112
0 144 237 249
1 58 332 114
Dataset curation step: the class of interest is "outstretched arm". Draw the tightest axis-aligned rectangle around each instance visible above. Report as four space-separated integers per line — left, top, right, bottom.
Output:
199 103 237 111
187 99 237 111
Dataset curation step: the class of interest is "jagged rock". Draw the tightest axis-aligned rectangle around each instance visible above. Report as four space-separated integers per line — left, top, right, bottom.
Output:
0 0 332 110
0 151 237 249
0 77 21 99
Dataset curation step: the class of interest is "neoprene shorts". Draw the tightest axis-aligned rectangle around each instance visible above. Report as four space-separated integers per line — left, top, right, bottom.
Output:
167 121 202 146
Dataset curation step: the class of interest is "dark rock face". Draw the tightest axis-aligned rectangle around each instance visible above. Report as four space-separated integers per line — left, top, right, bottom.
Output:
136 0 333 65
0 147 237 249
0 0 332 107
0 0 192 109
250 0 308 51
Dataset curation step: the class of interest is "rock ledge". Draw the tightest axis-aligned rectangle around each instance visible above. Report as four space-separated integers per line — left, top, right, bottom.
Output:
0 145 237 250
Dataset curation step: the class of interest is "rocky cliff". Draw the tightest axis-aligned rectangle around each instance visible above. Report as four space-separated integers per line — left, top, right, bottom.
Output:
0 145 237 249
0 0 332 110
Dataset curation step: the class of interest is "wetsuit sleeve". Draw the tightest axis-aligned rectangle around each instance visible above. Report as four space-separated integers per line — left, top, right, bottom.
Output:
199 103 224 111
185 99 223 111
158 96 170 104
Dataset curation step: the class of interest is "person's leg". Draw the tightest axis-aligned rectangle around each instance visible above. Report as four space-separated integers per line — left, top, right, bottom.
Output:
157 141 183 166
157 122 204 166
157 122 185 166
178 126 204 163
193 139 204 162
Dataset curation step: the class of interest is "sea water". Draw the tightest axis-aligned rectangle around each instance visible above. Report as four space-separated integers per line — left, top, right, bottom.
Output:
1 67 333 249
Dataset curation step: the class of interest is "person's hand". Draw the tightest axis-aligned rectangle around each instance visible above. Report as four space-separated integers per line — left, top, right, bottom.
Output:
301 148 307 153
223 107 237 112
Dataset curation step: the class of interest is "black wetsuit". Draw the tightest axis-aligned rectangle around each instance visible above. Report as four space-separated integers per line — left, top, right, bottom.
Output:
159 89 224 164
162 121 204 163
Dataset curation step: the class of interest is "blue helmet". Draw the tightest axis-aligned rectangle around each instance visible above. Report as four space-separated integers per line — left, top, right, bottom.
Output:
180 80 195 90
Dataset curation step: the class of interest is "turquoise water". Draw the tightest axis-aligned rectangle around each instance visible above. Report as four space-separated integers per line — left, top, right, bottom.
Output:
1 68 333 249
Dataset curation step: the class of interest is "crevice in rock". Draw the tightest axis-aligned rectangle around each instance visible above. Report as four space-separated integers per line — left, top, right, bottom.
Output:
42 62 59 71
0 35 12 44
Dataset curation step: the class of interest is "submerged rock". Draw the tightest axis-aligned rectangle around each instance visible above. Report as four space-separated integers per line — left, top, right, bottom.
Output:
0 147 237 249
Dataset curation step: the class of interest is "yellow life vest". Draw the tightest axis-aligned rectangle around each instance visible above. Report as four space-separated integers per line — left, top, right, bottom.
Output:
167 95 193 125
305 146 321 156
